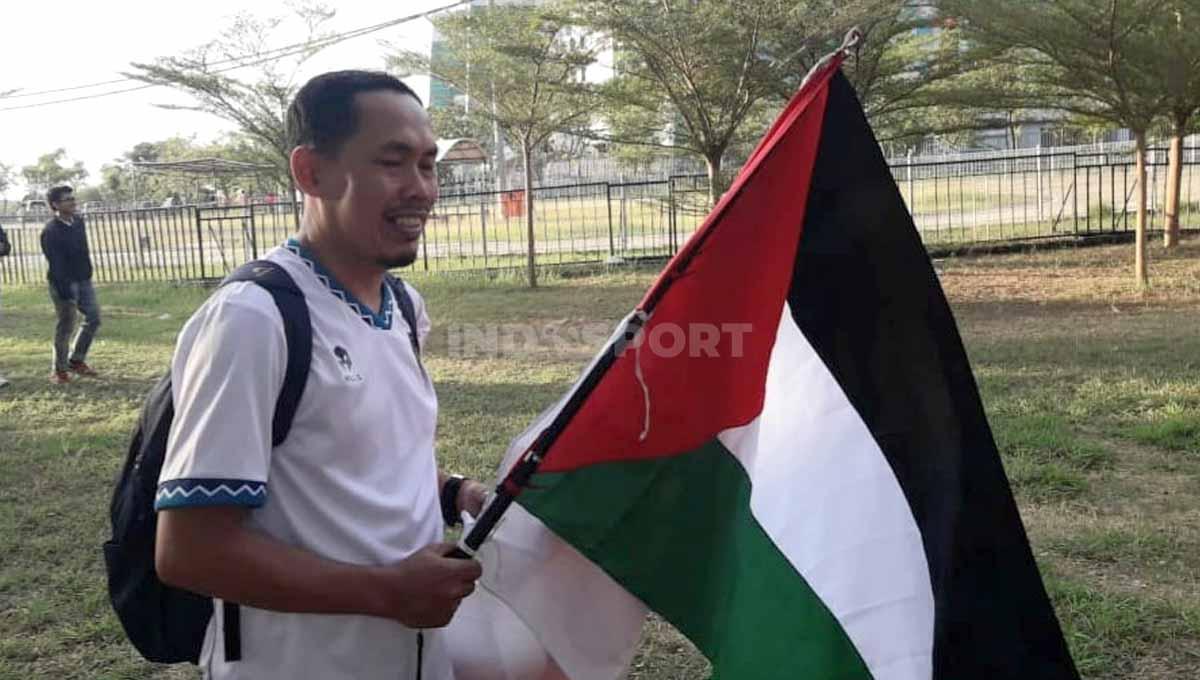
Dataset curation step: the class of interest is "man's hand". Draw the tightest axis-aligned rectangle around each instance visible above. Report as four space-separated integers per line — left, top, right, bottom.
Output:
457 480 489 518
158 509 482 627
371 542 483 628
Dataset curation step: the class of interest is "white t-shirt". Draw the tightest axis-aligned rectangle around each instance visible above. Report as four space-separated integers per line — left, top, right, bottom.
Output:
156 242 451 680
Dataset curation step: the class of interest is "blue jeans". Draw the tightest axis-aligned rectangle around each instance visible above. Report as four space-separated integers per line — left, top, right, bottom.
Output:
49 280 101 372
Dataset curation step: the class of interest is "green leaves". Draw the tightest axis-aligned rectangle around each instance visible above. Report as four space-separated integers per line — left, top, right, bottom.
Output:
123 3 336 184
20 149 87 195
390 3 600 148
939 0 1171 131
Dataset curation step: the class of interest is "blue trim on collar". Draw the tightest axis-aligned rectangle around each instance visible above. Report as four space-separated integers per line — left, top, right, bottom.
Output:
284 238 394 330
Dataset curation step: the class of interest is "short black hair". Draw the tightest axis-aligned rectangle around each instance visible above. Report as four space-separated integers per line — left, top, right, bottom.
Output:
47 185 74 207
286 70 423 156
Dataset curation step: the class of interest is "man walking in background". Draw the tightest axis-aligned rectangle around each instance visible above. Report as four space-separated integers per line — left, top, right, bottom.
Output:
40 185 101 384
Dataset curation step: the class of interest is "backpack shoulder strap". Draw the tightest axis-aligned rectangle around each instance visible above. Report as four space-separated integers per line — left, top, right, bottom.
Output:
385 273 421 357
223 260 312 447
217 260 312 663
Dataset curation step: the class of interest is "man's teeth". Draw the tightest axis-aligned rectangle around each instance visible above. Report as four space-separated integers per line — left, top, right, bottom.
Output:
390 216 424 226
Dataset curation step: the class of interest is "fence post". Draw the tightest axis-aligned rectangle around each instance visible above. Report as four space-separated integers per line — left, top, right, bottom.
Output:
906 149 915 208
606 182 615 258
933 163 941 236
1149 154 1158 222
1086 163 1093 232
249 207 259 260
1117 162 1123 232
195 206 207 280
479 195 489 269
1072 155 1079 234
135 210 148 270
668 177 676 253
618 175 629 256
17 223 32 285
1036 145 1044 222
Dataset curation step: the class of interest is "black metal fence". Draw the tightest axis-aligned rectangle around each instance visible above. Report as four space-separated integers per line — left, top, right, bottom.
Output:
1 147 1196 286
0 202 301 286
892 146 1199 246
0 177 710 285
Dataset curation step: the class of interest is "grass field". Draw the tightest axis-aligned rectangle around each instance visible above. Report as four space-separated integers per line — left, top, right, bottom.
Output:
1 238 1198 679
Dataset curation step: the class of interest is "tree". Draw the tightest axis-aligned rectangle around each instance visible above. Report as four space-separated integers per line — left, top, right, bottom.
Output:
389 2 600 287
942 0 1170 287
426 105 488 189
208 132 290 197
429 105 495 153
872 41 1072 154
816 3 987 149
837 5 1077 153
74 185 106 204
100 136 206 204
125 2 336 197
1153 1 1200 248
21 149 88 196
952 55 1064 148
570 0 891 206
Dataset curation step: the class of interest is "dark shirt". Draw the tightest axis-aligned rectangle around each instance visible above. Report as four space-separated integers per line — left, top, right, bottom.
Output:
40 216 94 297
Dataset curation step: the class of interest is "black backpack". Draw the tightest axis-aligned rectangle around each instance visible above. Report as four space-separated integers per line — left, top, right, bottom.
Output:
103 259 422 664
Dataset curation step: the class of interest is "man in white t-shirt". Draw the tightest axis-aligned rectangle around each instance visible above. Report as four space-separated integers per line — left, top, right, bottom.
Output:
154 70 488 680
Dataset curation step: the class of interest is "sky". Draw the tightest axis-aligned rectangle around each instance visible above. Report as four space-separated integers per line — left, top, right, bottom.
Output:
0 0 455 199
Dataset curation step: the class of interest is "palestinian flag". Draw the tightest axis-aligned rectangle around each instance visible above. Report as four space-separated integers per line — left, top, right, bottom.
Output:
459 58 1080 680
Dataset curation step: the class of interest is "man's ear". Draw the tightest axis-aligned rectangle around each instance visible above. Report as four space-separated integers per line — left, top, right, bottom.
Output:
290 146 324 198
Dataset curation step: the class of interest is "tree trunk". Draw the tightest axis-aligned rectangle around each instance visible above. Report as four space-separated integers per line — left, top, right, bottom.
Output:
1134 130 1149 288
703 151 725 208
1163 126 1184 249
522 140 537 288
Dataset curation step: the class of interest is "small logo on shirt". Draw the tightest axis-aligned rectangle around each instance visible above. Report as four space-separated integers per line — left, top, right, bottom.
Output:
333 346 363 383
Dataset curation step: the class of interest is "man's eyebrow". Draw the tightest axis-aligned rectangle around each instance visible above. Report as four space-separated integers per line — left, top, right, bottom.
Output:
379 141 438 157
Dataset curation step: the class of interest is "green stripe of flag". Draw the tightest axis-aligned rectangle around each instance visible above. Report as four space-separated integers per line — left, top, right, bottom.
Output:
519 439 873 680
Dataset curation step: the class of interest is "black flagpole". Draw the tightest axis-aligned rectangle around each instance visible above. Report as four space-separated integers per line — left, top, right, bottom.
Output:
449 309 648 558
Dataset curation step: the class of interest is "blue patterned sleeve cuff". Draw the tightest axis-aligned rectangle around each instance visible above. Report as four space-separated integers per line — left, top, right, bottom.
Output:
155 478 268 510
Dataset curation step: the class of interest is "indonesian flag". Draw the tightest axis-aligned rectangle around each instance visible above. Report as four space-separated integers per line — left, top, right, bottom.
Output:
448 58 1080 680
